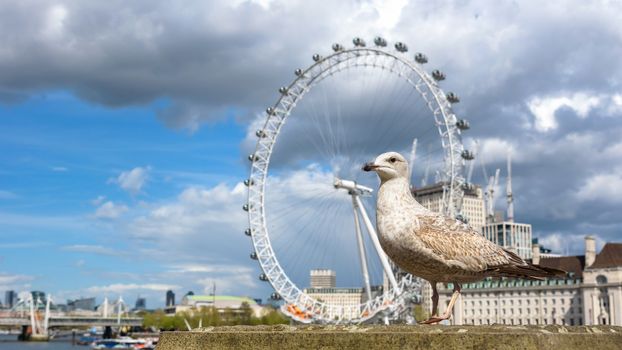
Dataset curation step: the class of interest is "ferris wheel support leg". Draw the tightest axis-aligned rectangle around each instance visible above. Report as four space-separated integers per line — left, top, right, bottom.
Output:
43 294 50 335
354 195 401 294
29 297 37 335
351 195 373 302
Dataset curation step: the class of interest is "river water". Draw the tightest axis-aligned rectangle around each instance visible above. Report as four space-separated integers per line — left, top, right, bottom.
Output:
0 335 87 350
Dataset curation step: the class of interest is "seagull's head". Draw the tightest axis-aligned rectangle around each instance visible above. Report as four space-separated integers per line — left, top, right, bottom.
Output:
362 151 408 182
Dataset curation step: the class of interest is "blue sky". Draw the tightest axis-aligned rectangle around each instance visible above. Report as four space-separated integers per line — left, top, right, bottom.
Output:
1 91 250 306
1 0 622 308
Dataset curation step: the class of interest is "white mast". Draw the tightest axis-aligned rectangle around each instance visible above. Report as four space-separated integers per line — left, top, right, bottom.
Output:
421 164 430 187
506 151 514 222
29 296 36 336
43 294 51 336
486 168 500 223
103 297 109 318
408 138 418 183
117 296 124 325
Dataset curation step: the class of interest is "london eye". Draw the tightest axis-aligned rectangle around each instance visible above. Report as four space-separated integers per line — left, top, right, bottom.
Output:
244 37 471 323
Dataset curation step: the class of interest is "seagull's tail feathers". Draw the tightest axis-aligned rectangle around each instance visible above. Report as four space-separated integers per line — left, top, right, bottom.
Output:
487 264 567 280
486 248 567 280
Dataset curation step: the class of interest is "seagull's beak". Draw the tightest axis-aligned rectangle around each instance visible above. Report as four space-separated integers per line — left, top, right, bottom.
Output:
362 162 378 172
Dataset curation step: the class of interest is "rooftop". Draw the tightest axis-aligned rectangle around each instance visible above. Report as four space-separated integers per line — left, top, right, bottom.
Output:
412 181 482 198
538 255 585 278
185 295 257 305
590 243 622 269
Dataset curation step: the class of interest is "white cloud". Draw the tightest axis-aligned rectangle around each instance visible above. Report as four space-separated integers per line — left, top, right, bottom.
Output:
91 195 106 206
527 93 601 132
197 274 256 295
86 283 180 294
112 167 150 194
63 244 123 256
477 138 515 164
539 233 603 255
0 190 17 199
167 263 258 294
167 263 255 275
94 201 128 219
0 272 34 291
130 182 246 238
51 166 68 172
606 93 622 115
43 4 68 39
576 170 622 203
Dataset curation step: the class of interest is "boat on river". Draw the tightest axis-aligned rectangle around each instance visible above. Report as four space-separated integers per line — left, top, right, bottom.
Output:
90 336 147 349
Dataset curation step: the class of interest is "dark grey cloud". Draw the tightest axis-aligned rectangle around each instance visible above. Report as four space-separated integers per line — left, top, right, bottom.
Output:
1 0 621 257
0 0 362 127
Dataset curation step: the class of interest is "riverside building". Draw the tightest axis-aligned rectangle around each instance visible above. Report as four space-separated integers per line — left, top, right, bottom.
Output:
482 221 533 260
166 294 267 318
412 182 486 234
436 236 622 326
304 269 382 320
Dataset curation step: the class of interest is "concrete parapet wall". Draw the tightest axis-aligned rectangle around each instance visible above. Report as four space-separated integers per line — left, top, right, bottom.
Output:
156 324 622 350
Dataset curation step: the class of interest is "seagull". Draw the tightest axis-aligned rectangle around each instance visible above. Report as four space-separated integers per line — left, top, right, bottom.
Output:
363 151 565 324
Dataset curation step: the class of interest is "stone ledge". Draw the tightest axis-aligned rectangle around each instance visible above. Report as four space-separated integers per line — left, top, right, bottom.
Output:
156 325 622 350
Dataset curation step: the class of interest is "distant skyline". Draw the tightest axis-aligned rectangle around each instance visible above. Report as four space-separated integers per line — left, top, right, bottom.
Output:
1 0 622 308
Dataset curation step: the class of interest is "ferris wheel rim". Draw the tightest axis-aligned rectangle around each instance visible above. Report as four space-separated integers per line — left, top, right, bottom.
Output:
246 42 465 323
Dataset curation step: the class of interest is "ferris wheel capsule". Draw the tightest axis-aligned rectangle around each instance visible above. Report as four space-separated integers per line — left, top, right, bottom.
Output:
270 292 282 300
456 214 468 224
256 129 267 138
395 42 408 52
245 228 252 236
414 53 428 64
244 179 254 186
456 119 470 130
373 37 387 47
295 68 304 76
250 252 258 260
446 92 460 103
279 87 288 95
462 182 475 191
242 204 250 211
432 70 446 81
353 37 366 47
461 150 475 160
312 54 322 62
332 43 344 52
259 273 269 281
248 153 257 162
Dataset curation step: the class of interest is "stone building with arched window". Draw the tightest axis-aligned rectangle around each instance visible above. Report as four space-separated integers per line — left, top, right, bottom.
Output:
434 236 622 326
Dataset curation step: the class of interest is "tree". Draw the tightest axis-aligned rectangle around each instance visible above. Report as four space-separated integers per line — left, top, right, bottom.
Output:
413 304 429 323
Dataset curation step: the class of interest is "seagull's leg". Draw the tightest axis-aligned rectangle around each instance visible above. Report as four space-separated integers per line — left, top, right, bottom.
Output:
430 282 439 317
419 281 440 324
421 283 461 324
439 283 461 319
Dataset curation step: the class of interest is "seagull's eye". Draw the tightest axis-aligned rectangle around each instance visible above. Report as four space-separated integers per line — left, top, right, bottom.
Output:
389 157 397 163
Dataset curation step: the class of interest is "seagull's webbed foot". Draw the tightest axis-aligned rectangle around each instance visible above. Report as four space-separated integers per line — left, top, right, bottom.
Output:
419 314 449 325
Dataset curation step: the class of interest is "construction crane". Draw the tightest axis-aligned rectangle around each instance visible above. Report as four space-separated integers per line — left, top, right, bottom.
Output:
408 138 418 184
462 140 479 192
506 152 514 222
486 168 500 223
421 164 430 187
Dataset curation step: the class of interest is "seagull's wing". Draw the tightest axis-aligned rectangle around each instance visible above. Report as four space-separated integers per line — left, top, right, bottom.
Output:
415 214 565 279
415 215 512 272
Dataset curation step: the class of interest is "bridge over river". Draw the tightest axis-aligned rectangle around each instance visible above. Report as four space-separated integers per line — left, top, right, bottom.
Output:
0 315 142 327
